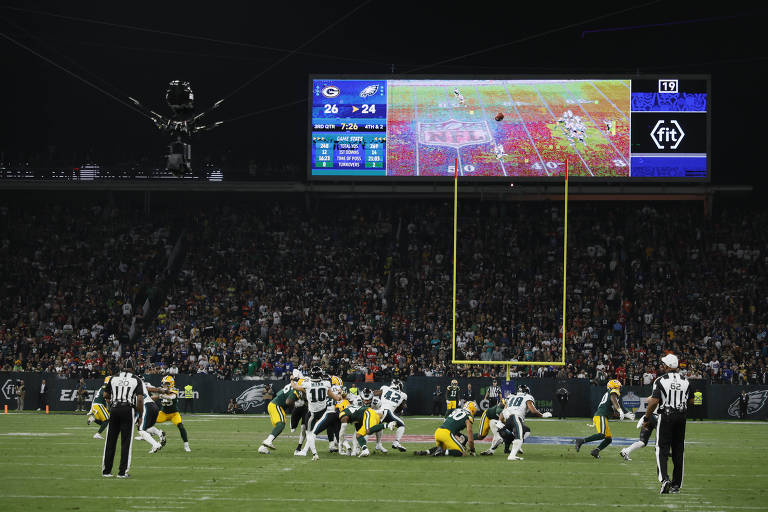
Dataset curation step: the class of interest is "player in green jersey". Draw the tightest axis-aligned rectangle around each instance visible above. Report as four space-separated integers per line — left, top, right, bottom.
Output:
574 379 629 459
155 375 190 452
87 376 111 439
445 379 460 412
338 389 386 457
259 376 302 454
416 401 478 457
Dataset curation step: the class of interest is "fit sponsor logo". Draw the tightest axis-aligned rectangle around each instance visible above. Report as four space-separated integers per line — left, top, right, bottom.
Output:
235 384 267 411
727 390 768 417
1 379 17 400
650 119 685 150
419 119 492 148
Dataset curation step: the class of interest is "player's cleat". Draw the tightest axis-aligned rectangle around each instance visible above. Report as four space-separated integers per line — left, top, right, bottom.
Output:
258 444 270 454
431 447 444 457
590 448 601 459
620 449 632 461
160 431 167 447
294 449 307 457
413 450 429 456
392 442 406 452
116 473 131 479
134 436 143 441
93 433 104 440
102 473 113 478
328 441 338 452
574 439 584 452
149 444 163 454
312 453 319 461
358 447 370 458
660 480 671 494
184 443 191 452
480 449 495 456
262 440 276 450
507 454 524 461
670 486 680 494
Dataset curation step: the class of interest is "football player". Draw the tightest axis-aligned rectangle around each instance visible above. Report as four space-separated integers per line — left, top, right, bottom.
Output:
338 388 385 458
295 367 342 460
445 379 460 413
620 409 658 461
135 379 165 453
155 376 191 452
574 379 626 459
476 396 506 455
453 88 465 107
374 378 408 452
87 376 111 439
259 375 300 454
497 385 551 460
289 370 309 455
429 401 477 457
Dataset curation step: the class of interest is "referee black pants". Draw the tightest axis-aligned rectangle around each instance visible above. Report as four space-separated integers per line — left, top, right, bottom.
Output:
656 413 686 487
102 405 135 476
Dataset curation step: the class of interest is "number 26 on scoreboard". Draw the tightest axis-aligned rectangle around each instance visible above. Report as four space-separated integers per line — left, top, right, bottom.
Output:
658 79 678 93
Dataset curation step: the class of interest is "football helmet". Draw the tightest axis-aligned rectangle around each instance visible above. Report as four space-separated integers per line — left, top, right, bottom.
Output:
518 384 531 395
607 379 622 391
161 375 175 388
331 376 343 387
450 379 458 387
360 388 374 404
291 369 304 381
390 379 403 391
352 396 364 408
371 397 382 410
464 401 478 416
340 386 349 397
310 366 323 381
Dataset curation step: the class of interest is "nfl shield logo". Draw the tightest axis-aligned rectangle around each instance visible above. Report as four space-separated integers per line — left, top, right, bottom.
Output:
419 119 492 148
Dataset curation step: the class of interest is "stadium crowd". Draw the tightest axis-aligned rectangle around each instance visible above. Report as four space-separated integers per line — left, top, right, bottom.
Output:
1 196 767 385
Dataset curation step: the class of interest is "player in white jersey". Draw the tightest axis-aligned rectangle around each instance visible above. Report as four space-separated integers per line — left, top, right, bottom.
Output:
135 380 166 453
497 385 551 460
296 367 341 460
375 378 408 451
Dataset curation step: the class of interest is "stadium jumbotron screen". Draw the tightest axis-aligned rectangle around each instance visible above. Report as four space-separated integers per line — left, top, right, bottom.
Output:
308 76 709 180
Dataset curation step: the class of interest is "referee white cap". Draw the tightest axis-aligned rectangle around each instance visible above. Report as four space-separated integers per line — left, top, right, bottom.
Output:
661 353 679 369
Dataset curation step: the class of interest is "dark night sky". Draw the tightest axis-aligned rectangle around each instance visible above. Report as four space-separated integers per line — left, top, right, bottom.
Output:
1 1 765 186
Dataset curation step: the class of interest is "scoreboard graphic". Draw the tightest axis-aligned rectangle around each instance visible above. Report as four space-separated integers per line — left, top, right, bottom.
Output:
309 76 710 180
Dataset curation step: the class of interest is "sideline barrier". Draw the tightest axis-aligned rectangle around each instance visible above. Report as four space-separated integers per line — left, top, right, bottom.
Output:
0 372 765 419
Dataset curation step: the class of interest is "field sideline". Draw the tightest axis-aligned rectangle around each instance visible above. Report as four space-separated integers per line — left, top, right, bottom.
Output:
1 413 766 512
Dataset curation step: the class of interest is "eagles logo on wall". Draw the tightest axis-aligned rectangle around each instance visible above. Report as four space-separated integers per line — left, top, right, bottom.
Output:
235 384 267 412
727 390 768 417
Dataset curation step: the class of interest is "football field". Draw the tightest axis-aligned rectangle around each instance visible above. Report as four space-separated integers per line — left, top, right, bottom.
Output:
1 413 766 512
386 80 630 178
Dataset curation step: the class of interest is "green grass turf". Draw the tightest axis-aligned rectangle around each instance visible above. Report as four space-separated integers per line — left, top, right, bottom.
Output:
1 412 766 512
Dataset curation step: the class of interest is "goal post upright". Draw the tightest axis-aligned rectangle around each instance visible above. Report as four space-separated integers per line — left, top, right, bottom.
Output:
451 158 569 371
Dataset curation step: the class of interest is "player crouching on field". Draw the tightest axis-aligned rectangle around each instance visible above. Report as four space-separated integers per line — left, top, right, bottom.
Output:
338 388 387 457
416 401 478 457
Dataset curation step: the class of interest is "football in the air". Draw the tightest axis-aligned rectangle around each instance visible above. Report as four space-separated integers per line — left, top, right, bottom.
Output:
495 112 504 121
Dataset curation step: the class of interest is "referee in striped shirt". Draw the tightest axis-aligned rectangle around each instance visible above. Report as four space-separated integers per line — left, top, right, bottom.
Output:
485 379 502 408
643 353 690 494
101 360 144 478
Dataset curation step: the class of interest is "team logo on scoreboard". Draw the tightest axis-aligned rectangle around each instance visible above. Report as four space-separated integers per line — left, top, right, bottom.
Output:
321 85 341 98
419 119 492 148
359 84 379 98
650 119 685 150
